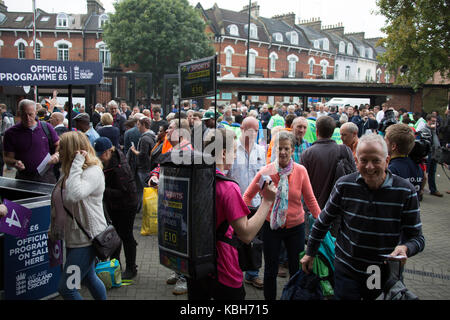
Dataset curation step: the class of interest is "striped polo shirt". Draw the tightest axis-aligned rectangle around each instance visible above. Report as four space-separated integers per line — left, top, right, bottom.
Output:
306 170 425 276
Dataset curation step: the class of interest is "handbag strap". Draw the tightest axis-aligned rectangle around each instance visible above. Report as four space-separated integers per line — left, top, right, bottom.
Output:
60 183 93 240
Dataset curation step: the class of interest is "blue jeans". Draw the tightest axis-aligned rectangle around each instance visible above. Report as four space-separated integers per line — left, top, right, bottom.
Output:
262 221 305 300
427 156 438 193
245 270 259 280
58 246 107 300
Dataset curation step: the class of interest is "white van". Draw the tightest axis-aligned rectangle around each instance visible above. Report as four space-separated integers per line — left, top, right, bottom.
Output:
325 97 370 108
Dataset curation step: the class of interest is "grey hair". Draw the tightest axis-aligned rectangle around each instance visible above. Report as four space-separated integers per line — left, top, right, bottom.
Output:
274 130 295 150
18 99 36 113
341 121 358 134
356 132 388 159
107 100 118 108
339 114 348 124
95 103 103 110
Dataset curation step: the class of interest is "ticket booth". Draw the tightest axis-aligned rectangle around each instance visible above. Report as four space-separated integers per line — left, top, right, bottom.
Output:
0 177 60 300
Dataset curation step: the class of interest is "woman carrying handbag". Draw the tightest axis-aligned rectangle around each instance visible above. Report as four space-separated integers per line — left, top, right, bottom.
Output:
49 131 108 300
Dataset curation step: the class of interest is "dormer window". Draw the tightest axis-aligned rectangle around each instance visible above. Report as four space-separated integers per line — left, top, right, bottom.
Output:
229 24 239 36
347 43 353 55
57 13 69 28
99 14 109 29
41 16 50 22
290 32 298 45
313 40 320 49
273 33 282 42
322 38 329 51
339 41 345 53
366 48 373 59
248 23 257 39
15 16 24 22
360 46 365 57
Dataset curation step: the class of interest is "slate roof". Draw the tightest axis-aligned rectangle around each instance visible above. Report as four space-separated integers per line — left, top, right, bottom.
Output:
258 16 310 48
0 8 106 31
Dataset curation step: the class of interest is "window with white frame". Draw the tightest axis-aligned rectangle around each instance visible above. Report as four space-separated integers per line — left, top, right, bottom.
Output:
385 72 390 83
57 13 69 28
320 60 329 78
288 55 298 78
367 48 373 59
99 14 109 29
365 69 372 81
99 45 111 67
357 67 361 80
229 24 239 36
334 64 339 78
313 40 320 49
249 23 257 39
345 66 351 80
322 38 329 51
290 32 298 45
274 33 282 42
360 46 365 57
347 43 353 55
18 43 25 59
308 58 315 74
269 52 278 72
339 41 345 53
224 46 234 67
376 69 382 83
248 49 257 74
58 44 69 61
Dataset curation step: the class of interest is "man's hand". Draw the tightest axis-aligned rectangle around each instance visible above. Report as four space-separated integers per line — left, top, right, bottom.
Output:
148 175 159 187
14 160 25 171
300 254 314 274
0 204 7 218
49 152 60 165
387 245 408 266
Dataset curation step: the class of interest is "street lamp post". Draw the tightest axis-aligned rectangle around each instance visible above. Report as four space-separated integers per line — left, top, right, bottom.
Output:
246 0 251 78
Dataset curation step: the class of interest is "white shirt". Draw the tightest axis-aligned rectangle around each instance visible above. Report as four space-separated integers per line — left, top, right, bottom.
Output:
376 110 385 123
228 139 266 207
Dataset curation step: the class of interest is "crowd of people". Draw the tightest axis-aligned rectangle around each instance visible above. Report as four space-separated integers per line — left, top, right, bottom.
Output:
0 95 449 300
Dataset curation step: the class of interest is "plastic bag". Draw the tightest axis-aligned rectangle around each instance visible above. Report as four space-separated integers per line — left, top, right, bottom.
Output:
140 187 158 236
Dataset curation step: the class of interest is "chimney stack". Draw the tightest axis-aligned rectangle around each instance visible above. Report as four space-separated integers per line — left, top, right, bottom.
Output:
0 0 8 13
87 0 105 15
241 1 260 18
272 12 296 26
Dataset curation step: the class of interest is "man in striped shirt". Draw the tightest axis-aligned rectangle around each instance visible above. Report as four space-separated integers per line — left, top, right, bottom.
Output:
301 133 425 300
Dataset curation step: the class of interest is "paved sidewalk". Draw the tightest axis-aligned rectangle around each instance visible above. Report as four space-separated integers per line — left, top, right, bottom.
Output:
45 165 450 300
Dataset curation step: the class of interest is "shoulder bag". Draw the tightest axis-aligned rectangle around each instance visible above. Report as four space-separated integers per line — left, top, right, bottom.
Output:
61 187 122 261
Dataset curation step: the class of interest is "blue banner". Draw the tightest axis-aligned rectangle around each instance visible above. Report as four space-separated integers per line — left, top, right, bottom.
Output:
0 58 103 86
3 205 61 300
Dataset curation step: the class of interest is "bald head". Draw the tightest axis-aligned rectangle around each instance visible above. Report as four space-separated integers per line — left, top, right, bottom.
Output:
240 116 258 146
241 116 258 130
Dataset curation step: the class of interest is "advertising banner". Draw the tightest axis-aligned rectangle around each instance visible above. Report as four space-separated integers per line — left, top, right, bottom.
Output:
3 205 61 300
178 56 216 99
157 174 190 257
0 58 103 86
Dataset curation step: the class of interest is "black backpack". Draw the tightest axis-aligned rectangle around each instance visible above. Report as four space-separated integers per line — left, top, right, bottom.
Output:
333 144 357 185
215 174 263 271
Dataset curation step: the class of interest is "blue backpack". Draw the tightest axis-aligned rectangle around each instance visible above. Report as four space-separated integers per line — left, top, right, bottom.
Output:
95 259 122 289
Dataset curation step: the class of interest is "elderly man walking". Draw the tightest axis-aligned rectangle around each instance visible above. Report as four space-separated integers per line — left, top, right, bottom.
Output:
228 116 266 289
3 99 60 183
340 122 359 161
301 133 425 300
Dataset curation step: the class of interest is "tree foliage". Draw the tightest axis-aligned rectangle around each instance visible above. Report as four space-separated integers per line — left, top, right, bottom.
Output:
103 0 215 96
376 0 450 90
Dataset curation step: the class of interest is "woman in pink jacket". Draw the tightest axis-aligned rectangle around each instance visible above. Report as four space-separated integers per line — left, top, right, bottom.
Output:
243 131 321 300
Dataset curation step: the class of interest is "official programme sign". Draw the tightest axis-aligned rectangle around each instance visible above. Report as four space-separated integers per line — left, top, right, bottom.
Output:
0 58 103 86
178 56 216 99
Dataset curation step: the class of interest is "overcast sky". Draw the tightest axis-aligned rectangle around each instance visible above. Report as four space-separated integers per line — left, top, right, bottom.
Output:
5 0 387 38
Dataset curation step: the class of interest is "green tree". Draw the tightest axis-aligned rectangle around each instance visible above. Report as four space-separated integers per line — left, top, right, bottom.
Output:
376 0 450 90
103 0 215 97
